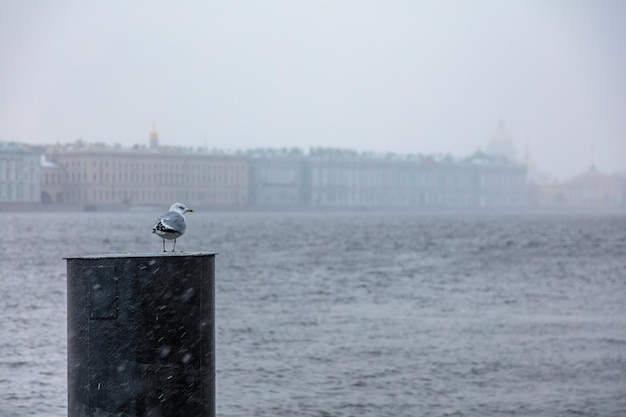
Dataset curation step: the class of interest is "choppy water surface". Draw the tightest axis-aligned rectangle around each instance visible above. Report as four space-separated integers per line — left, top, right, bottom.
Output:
1 210 625 416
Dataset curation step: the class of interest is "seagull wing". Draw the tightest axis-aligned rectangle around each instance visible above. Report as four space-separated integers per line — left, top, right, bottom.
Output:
154 212 186 234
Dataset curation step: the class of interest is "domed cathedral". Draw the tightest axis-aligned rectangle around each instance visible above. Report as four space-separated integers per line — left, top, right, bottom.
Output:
486 120 517 162
149 123 159 149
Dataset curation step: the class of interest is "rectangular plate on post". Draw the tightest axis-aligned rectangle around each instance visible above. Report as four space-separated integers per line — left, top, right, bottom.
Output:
85 266 118 319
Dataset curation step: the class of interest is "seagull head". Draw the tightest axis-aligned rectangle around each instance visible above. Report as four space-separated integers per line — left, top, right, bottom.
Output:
169 202 194 215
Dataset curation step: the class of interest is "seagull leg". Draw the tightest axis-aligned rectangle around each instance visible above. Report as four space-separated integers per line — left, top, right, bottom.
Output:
172 239 177 252
162 238 166 252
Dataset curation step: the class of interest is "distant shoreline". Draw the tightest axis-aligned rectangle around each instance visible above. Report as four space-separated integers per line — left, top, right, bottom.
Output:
1 202 624 215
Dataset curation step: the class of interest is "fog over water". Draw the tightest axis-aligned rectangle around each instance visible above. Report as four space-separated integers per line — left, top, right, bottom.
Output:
1 1 626 180
1 210 625 416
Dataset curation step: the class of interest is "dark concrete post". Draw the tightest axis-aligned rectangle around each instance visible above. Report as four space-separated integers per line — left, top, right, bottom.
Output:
66 253 216 417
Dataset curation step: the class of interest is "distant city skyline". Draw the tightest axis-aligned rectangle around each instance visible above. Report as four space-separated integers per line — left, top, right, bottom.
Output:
1 1 625 181
5 118 624 183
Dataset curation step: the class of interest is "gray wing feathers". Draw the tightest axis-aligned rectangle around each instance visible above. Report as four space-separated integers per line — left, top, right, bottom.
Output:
160 212 186 233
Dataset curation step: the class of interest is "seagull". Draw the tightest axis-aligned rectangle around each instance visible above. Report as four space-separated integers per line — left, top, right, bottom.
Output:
152 202 194 252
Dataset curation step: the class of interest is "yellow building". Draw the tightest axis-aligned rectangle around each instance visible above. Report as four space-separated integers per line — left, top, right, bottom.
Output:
560 165 623 207
529 165 624 208
42 132 248 208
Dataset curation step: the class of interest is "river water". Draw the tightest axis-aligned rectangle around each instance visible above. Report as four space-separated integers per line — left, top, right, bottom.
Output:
1 210 625 417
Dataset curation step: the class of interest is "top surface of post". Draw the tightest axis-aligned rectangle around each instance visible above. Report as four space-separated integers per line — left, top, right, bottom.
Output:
64 252 218 260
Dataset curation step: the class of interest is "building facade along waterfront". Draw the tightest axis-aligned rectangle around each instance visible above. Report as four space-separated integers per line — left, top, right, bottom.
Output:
0 142 42 204
42 142 248 208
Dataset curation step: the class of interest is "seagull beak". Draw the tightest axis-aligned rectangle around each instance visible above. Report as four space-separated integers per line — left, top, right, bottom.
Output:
186 208 195 213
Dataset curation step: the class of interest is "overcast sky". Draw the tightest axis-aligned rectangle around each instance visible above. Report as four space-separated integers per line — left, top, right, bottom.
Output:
1 0 625 180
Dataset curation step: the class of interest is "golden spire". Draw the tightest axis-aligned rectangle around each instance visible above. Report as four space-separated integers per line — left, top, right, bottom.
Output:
149 122 159 149
150 122 158 140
